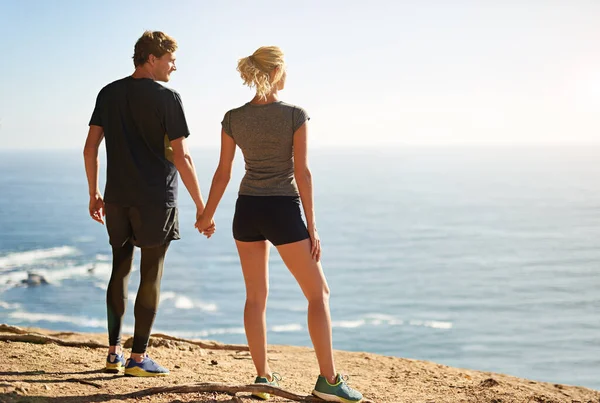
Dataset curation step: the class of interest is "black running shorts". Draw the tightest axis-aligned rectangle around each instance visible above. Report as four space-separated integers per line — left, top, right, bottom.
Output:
232 195 310 246
105 203 180 248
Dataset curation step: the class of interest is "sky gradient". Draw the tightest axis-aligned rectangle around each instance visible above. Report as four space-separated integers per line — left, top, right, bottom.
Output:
1 0 599 149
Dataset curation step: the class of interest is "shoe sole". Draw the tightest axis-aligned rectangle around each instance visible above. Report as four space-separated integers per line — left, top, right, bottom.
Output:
312 390 362 403
252 392 270 400
104 363 124 373
124 367 169 377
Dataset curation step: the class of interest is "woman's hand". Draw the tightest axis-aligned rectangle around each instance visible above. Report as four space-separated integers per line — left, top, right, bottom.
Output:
308 226 321 262
195 213 216 238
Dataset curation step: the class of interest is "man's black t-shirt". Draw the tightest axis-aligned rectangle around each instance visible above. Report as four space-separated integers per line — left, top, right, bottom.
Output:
89 76 189 208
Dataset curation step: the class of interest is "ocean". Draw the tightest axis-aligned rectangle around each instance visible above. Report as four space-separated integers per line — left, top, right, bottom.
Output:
0 146 598 390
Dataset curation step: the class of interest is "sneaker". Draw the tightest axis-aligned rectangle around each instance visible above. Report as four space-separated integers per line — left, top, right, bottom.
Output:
252 372 282 400
105 352 125 373
124 355 169 377
312 374 363 403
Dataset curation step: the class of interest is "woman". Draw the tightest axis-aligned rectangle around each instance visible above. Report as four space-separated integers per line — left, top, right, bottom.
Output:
196 46 363 403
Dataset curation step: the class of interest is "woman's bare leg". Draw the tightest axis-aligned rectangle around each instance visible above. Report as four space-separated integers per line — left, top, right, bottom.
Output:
276 238 336 382
235 240 272 378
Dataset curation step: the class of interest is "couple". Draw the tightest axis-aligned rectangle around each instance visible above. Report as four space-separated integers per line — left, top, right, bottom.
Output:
83 31 363 403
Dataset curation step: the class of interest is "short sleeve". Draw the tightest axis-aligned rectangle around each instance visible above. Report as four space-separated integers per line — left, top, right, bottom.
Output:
221 110 233 137
164 90 191 141
88 89 104 127
292 106 310 132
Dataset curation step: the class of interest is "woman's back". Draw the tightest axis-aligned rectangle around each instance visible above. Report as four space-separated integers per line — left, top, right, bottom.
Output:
222 101 309 196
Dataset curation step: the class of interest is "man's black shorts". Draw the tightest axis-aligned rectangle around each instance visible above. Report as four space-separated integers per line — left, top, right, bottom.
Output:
232 195 310 246
105 203 180 248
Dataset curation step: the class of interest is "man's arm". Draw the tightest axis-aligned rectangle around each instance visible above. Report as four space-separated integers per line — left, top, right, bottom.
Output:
171 136 207 216
83 125 105 224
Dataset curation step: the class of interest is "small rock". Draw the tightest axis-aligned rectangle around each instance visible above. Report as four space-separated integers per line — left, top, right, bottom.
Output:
43 384 50 390
480 378 500 388
174 365 181 369
21 272 49 286
210 359 218 365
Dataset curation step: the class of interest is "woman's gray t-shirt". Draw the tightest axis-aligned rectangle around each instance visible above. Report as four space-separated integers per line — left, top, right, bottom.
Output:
221 101 310 196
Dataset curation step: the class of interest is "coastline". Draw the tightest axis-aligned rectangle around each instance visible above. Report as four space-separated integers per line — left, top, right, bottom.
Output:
0 325 598 403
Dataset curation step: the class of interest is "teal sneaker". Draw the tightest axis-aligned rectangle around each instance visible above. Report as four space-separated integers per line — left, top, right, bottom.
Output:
312 374 363 403
252 372 282 400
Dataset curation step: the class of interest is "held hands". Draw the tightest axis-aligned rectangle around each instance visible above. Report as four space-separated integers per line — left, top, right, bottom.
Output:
308 225 321 262
89 193 105 225
195 211 216 238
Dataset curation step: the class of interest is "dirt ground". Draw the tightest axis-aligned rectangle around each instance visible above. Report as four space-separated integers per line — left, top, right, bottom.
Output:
0 325 598 403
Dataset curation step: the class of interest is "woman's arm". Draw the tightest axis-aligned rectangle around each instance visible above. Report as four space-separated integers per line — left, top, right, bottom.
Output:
293 122 321 261
195 130 236 234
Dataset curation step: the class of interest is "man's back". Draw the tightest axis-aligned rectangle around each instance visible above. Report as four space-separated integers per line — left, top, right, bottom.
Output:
89 76 189 208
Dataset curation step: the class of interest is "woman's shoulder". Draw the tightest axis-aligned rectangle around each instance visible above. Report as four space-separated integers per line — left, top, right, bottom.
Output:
278 101 306 111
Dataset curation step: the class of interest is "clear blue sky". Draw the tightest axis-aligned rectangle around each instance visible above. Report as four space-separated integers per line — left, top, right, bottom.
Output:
1 0 599 149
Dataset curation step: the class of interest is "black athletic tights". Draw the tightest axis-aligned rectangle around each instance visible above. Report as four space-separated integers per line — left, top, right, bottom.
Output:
106 242 169 354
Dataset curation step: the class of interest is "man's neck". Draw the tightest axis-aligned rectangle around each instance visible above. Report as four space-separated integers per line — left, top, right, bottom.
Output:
131 66 155 80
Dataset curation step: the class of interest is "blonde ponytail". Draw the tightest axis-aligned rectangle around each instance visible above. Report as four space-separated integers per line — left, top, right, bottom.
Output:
237 46 285 100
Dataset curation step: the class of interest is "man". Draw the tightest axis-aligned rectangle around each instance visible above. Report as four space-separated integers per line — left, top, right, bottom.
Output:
83 31 213 377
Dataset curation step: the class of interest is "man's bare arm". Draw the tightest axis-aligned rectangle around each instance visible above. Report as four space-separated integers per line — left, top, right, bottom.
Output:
83 125 105 224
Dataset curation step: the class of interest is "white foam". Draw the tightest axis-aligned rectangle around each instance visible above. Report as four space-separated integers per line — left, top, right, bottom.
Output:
0 300 20 309
365 313 396 321
95 254 111 261
174 296 194 310
423 320 453 329
72 236 95 243
333 320 366 328
88 263 112 277
9 311 106 328
160 292 177 302
0 246 78 269
408 320 452 329
285 306 307 312
193 327 246 337
160 292 218 312
271 324 303 332
0 262 104 286
0 270 29 285
195 301 218 312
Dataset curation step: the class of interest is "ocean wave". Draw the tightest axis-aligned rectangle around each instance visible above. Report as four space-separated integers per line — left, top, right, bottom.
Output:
0 261 114 288
0 246 78 269
0 300 21 309
332 320 366 328
0 264 92 285
408 320 453 329
7 310 135 334
160 292 218 312
271 324 303 332
8 311 106 329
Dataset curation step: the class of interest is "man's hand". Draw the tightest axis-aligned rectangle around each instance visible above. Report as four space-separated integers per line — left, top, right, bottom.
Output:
195 212 216 238
89 193 105 225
